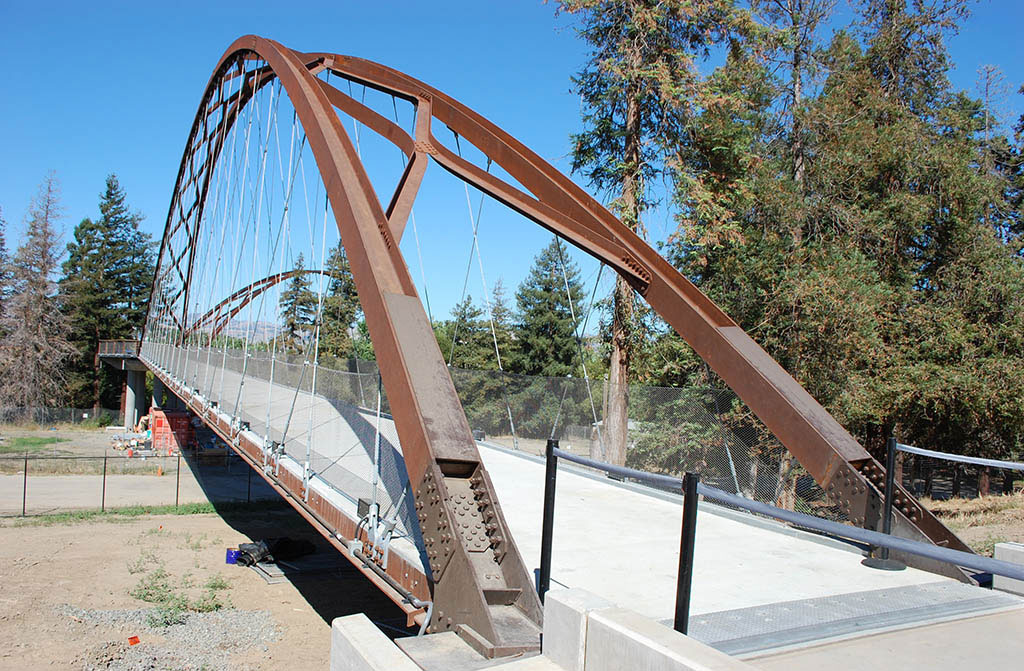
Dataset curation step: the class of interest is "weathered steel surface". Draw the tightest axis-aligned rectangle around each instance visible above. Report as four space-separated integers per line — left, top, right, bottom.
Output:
145 34 973 656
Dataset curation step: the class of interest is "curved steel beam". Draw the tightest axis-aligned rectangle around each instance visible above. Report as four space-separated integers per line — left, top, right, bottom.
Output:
183 269 333 341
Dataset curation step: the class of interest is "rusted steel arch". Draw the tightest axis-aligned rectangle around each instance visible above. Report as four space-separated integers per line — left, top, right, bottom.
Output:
145 35 973 655
183 269 334 342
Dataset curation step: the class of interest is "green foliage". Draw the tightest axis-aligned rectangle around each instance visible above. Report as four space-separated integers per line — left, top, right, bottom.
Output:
60 175 155 409
278 253 317 352
318 242 360 360
511 238 585 377
656 0 1024 463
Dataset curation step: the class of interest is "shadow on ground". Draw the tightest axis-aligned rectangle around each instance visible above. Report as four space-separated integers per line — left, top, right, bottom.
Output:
180 446 418 639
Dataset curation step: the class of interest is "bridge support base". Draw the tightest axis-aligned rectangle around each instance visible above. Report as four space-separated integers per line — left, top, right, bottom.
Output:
124 369 147 431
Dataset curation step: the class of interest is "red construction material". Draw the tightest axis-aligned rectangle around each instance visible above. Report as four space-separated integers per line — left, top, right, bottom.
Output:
151 409 192 456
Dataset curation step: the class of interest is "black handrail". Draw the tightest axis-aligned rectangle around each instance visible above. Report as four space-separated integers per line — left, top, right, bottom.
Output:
541 447 1024 595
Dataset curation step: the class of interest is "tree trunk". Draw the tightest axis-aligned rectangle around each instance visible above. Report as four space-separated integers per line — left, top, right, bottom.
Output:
951 465 962 498
1003 470 1015 495
92 325 101 413
979 467 991 497
605 77 642 467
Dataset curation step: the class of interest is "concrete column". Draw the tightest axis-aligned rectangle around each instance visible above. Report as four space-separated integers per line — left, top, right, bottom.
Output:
153 377 165 409
125 370 146 430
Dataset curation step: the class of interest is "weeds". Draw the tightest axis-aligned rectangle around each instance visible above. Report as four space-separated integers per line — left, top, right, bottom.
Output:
129 561 232 627
126 550 160 575
204 574 230 591
130 568 175 604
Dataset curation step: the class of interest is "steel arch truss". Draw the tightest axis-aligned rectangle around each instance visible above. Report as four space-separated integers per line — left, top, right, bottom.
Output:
143 35 971 655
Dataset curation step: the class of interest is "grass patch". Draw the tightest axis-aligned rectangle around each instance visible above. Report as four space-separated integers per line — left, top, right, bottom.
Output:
922 491 1024 530
0 436 70 455
3 500 289 527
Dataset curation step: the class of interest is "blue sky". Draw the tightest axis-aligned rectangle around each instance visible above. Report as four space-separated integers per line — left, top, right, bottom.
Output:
1 0 1021 324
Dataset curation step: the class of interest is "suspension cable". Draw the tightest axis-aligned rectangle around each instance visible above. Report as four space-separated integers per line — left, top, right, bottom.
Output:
449 131 518 448
553 237 605 455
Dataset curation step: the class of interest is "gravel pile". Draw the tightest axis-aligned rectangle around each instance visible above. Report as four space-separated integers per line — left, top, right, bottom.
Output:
58 605 280 670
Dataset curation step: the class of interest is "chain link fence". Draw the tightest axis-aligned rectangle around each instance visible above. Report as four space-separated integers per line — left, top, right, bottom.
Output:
0 407 123 427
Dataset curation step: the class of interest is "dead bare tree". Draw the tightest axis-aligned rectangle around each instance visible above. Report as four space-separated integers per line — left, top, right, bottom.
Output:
0 173 75 415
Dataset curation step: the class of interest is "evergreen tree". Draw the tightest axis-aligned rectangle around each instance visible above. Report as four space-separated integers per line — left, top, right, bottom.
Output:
488 279 516 365
660 0 1024 466
96 175 153 332
0 174 74 410
60 175 155 409
279 253 316 351
442 295 494 370
559 0 759 464
512 238 584 377
318 242 360 361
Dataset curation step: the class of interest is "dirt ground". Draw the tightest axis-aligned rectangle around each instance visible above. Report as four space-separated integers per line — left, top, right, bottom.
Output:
0 425 114 458
0 507 413 670
923 490 1024 556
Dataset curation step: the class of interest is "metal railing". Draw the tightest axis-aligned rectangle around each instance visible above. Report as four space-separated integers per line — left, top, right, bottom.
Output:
537 439 1024 635
896 441 1024 472
98 339 141 357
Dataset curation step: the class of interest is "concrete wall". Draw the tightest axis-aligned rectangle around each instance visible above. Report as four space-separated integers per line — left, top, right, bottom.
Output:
993 542 1024 596
331 589 754 671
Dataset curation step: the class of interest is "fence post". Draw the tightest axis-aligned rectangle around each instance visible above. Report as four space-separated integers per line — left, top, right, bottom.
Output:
674 472 699 635
22 452 28 517
175 451 181 508
538 438 559 602
101 452 108 512
863 436 905 571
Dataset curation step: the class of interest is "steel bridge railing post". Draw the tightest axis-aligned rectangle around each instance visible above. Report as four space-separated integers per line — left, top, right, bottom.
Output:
22 452 28 517
175 451 182 509
674 471 699 635
101 452 108 512
538 438 559 602
863 436 905 570
881 436 896 559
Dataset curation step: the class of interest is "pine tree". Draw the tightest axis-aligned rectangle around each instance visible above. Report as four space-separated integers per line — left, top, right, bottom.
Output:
279 253 316 352
318 242 360 361
60 175 155 409
97 175 154 332
559 0 759 465
442 295 494 370
0 174 75 410
512 238 584 377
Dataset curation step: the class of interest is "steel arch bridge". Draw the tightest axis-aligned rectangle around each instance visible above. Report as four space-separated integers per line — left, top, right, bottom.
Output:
139 35 970 657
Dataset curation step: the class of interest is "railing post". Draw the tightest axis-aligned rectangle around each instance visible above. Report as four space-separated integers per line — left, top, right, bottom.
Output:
101 452 108 512
175 451 182 508
538 438 559 602
22 452 28 517
863 436 905 571
674 471 699 635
